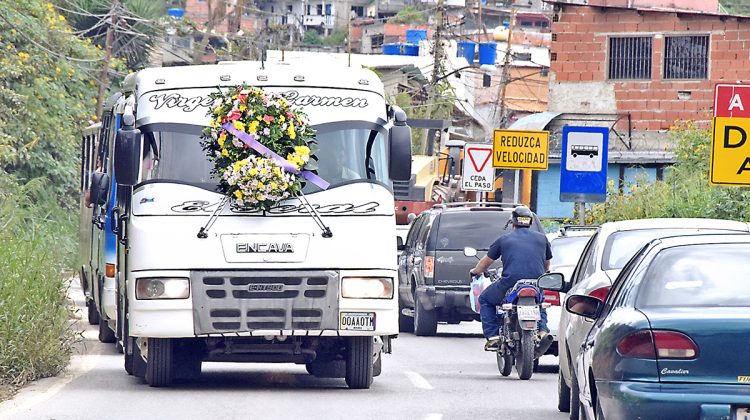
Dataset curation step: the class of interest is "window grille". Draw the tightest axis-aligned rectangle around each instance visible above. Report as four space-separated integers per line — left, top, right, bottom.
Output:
608 37 653 80
664 35 709 79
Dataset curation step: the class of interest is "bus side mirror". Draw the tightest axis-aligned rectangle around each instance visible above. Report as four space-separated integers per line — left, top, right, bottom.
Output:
389 106 411 181
89 171 110 207
114 126 142 187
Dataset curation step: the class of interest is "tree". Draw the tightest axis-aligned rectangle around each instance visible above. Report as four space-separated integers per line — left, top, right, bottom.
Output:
387 6 427 25
0 0 101 203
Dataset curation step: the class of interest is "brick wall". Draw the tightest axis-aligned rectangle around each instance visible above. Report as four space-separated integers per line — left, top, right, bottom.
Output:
550 5 750 132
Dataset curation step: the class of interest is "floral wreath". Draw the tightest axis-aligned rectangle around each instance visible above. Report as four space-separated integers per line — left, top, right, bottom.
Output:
202 84 321 211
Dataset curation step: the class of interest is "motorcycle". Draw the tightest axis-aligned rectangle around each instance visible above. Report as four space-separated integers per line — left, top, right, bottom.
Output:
465 248 556 381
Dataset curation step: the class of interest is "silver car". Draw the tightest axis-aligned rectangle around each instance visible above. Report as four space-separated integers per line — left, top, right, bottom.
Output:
556 218 750 419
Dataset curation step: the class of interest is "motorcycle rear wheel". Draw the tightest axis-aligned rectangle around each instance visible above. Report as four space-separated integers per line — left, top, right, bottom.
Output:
515 330 534 380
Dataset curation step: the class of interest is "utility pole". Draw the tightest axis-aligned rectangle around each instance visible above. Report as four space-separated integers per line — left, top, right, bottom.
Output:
96 0 118 118
347 0 351 66
477 0 483 43
420 0 444 155
497 8 515 127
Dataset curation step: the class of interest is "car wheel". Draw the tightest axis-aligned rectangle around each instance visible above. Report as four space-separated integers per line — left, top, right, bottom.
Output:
414 296 437 336
570 364 581 420
398 300 414 333
145 338 174 387
345 336 373 389
558 369 572 412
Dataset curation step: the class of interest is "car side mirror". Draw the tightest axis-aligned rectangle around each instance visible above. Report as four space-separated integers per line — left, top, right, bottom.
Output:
89 171 110 208
565 295 602 319
537 272 564 291
397 236 405 251
388 106 411 182
114 124 142 187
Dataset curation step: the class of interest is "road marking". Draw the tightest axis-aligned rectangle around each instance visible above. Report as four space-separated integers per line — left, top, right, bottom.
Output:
405 371 434 390
425 414 443 420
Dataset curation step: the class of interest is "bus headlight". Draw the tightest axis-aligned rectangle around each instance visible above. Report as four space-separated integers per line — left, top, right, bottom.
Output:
136 277 190 300
341 277 393 299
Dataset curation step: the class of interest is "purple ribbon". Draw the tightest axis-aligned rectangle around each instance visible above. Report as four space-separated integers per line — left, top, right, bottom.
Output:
221 123 329 190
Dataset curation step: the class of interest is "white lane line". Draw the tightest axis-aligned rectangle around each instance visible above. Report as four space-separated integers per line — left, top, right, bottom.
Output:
404 371 434 390
425 414 443 420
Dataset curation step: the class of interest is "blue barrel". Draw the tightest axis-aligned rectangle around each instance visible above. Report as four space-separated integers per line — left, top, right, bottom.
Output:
406 29 427 44
478 42 498 65
457 41 476 63
402 44 419 56
383 43 401 55
167 8 185 19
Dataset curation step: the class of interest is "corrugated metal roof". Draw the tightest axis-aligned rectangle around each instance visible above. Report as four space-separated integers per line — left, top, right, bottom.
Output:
509 111 562 130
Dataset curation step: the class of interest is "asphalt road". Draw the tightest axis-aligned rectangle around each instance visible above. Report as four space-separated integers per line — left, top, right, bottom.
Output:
0 281 567 420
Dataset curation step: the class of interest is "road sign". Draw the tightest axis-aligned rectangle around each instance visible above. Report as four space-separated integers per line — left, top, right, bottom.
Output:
492 129 549 170
560 126 609 203
461 143 494 191
711 83 750 185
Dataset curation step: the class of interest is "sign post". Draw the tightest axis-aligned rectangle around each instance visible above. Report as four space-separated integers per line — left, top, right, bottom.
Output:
711 83 750 186
559 126 609 220
492 129 550 204
461 143 494 192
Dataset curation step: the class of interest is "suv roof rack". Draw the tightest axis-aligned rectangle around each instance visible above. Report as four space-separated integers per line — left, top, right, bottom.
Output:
560 224 599 235
431 202 524 210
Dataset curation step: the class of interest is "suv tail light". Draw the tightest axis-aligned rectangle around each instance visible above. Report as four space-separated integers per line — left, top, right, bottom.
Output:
617 330 698 360
588 286 610 301
424 256 434 278
543 290 560 306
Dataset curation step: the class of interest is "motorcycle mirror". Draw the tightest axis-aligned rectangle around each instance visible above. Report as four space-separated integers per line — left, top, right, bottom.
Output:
463 247 477 258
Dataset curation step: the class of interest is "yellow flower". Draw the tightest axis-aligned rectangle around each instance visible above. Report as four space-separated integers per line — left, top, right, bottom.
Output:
234 190 244 199
248 121 260 133
258 182 264 189
218 133 226 147
279 116 285 122
221 148 229 157
239 105 247 112
232 159 244 172
256 116 263 121
233 120 245 131
257 194 265 200
270 182 277 189
249 168 258 176
288 125 296 140
273 167 281 176
283 183 289 189
294 145 310 156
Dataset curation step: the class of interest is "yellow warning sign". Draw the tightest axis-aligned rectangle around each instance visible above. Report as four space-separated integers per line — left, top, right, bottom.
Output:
710 117 750 185
492 129 549 170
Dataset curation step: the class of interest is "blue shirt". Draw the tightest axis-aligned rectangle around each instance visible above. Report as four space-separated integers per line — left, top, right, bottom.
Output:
487 228 553 285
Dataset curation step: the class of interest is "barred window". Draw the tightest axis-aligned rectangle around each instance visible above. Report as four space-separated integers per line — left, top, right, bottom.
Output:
608 37 653 80
664 35 709 80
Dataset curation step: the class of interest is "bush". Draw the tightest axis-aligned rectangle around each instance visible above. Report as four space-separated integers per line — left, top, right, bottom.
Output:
585 122 750 224
388 6 427 24
0 175 77 391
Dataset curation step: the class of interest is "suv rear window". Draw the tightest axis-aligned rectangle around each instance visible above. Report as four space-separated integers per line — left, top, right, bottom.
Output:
434 212 513 250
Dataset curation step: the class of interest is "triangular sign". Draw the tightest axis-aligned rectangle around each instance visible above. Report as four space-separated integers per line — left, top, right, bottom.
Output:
467 148 492 173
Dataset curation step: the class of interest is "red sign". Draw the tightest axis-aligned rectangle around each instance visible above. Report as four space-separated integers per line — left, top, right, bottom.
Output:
714 84 750 118
467 147 492 173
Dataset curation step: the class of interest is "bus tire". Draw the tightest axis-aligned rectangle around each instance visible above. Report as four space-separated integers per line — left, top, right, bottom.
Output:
145 338 173 387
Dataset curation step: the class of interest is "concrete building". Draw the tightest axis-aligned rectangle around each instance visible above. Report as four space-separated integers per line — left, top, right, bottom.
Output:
525 0 750 218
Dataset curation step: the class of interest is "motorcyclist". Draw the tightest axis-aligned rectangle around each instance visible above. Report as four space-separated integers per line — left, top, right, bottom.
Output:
469 206 552 351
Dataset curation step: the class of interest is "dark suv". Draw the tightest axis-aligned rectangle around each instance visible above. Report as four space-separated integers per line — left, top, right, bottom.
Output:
397 202 545 336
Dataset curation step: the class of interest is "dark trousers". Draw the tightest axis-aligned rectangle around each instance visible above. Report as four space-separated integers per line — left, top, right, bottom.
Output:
478 279 549 339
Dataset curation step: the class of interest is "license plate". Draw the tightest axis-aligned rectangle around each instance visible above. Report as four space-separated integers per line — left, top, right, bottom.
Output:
340 312 376 331
517 305 540 321
737 408 750 420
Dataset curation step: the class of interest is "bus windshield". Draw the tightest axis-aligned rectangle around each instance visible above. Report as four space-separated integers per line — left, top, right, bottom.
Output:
139 121 390 192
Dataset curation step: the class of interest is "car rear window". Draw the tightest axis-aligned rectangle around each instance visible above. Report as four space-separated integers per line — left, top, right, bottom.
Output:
601 228 738 270
637 243 750 307
434 211 513 250
550 236 591 267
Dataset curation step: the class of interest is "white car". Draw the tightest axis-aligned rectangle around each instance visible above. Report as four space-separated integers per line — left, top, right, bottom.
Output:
556 218 750 419
544 226 596 358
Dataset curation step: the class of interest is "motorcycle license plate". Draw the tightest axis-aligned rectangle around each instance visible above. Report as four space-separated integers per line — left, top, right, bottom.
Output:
517 306 540 321
737 408 750 420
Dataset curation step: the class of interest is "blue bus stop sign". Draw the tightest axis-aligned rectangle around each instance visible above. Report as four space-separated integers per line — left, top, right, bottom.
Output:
560 126 609 203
